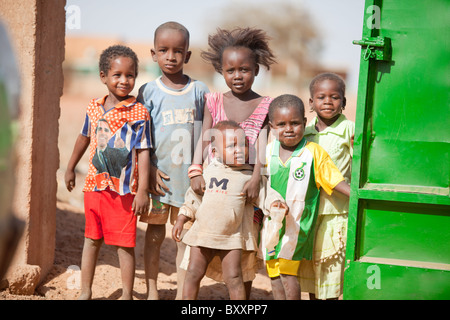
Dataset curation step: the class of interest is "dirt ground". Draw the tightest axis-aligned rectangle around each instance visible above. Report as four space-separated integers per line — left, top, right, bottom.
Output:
1 91 355 300
0 201 278 300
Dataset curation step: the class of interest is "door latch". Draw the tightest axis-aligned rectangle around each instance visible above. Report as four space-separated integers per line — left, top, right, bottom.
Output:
353 36 391 61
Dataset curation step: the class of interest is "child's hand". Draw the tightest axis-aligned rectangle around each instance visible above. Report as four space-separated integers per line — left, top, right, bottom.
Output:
241 176 260 204
172 214 190 242
65 169 76 192
172 220 184 242
270 201 289 216
132 190 150 216
190 175 206 195
149 165 170 196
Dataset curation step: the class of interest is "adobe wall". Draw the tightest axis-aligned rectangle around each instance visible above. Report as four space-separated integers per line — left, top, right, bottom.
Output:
0 0 65 289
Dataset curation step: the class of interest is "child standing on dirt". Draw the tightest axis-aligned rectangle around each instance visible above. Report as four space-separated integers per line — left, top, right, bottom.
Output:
263 94 350 300
298 72 355 300
173 121 286 300
65 45 151 300
189 27 276 298
137 21 209 300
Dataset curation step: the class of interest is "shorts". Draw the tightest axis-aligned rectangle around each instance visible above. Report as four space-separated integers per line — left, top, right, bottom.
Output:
84 189 136 247
266 258 301 278
139 199 179 225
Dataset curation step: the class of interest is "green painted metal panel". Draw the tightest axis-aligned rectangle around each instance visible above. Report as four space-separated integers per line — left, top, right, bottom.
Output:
344 262 450 300
344 0 450 299
358 200 450 264
363 0 450 189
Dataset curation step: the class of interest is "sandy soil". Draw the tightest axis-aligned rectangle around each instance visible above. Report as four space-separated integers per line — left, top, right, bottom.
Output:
4 201 277 300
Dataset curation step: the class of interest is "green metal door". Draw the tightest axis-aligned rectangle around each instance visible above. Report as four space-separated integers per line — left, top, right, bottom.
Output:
344 0 450 299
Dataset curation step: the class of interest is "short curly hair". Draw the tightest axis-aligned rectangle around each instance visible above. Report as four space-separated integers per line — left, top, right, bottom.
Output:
309 72 346 97
201 27 276 74
99 45 139 76
269 94 305 122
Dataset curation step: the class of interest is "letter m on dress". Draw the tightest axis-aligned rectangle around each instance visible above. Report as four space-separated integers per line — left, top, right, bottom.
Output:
209 177 229 190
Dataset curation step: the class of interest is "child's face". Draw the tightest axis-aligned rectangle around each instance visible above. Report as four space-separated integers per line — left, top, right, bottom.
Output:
269 106 307 150
151 29 191 76
221 47 259 95
309 79 346 122
213 128 249 166
100 57 136 100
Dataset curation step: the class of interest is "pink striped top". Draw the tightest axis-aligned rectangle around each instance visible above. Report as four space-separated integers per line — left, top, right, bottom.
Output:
206 92 272 146
206 92 272 165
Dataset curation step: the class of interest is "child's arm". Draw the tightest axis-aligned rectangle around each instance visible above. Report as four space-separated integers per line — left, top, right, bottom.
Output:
270 200 289 216
333 180 351 197
65 134 90 192
172 186 202 241
253 175 287 216
242 123 269 203
132 149 150 215
242 162 262 204
149 163 170 196
190 103 213 195
172 214 191 242
314 144 351 198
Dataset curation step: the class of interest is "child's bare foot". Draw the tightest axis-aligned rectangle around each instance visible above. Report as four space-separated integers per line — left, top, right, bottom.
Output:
120 291 133 300
146 280 159 300
77 289 92 300
147 289 159 300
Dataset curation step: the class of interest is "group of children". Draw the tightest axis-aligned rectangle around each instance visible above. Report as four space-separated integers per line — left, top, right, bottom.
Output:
65 21 354 300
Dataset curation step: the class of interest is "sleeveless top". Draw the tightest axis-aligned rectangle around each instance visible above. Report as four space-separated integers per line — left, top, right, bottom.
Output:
206 92 272 164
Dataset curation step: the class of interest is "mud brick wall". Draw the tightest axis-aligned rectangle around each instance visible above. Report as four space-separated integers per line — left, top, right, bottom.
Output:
0 0 65 284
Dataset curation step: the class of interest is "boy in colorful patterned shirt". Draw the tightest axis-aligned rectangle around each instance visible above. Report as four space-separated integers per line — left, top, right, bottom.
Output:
65 45 151 300
262 94 350 300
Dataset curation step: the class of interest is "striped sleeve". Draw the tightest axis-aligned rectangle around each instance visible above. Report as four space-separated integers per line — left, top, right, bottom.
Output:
134 117 152 150
80 113 90 137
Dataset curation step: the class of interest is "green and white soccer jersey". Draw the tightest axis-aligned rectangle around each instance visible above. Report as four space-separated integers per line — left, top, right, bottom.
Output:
263 138 344 262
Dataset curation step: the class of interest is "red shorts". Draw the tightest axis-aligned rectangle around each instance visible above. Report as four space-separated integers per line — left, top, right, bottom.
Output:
84 189 136 247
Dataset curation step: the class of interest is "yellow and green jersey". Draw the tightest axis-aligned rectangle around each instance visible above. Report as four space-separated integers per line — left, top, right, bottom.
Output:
263 138 345 261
